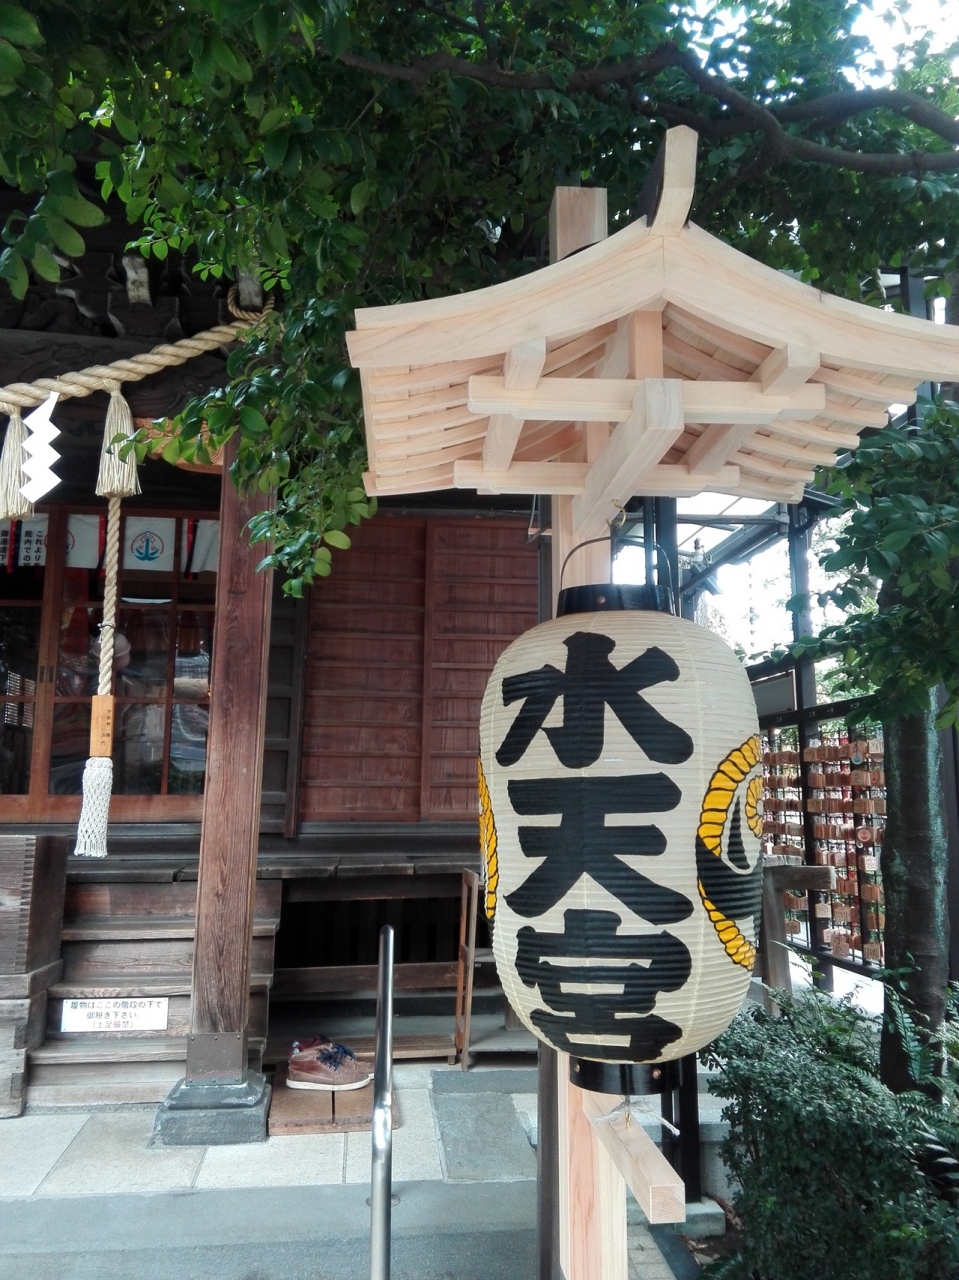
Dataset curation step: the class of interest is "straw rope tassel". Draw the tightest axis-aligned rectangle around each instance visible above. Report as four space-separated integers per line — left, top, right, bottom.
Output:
97 382 141 499
0 404 32 520
73 494 122 857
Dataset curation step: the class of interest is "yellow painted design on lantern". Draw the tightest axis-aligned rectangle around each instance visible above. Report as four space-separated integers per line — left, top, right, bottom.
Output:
697 733 762 856
696 734 762 970
700 891 756 970
477 759 499 921
745 775 764 837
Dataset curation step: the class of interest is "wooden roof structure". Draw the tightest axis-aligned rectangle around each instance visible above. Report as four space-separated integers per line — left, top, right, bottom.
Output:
348 127 959 536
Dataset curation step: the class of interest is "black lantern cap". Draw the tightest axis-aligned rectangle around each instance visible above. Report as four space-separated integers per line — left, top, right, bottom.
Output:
568 1057 679 1095
557 583 674 618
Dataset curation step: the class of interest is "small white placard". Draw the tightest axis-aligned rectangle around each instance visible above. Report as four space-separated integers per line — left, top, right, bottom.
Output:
60 997 169 1033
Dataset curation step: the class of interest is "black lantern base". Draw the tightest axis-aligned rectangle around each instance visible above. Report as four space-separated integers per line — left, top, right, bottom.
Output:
568 1057 679 1095
557 582 674 617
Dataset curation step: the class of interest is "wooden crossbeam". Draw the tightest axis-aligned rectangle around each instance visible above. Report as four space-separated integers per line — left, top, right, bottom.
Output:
453 458 740 496
754 344 820 394
580 1090 686 1225
572 380 685 536
684 423 757 474
482 338 547 471
467 376 826 424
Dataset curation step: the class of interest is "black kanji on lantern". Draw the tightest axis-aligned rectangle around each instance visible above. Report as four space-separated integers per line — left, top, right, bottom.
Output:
496 632 694 769
504 775 692 922
516 908 690 1059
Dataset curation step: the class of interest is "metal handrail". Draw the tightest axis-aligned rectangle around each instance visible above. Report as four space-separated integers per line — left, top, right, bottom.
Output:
370 924 394 1280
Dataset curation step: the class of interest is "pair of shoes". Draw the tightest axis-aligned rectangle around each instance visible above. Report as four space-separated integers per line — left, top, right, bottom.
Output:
287 1038 373 1092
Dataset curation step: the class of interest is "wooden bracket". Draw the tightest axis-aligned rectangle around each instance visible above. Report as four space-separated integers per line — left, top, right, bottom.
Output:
754 344 821 395
482 338 547 471
760 864 837 998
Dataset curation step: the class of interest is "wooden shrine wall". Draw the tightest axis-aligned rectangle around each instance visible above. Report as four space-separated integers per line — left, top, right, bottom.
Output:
299 515 539 823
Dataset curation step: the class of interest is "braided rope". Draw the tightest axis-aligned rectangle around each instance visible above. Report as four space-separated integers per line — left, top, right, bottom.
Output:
226 284 276 324
98 495 122 696
0 324 246 410
0 287 276 411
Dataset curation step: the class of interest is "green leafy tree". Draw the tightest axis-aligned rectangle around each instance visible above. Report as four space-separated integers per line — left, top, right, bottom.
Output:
1 0 959 594
796 401 959 1091
701 987 959 1280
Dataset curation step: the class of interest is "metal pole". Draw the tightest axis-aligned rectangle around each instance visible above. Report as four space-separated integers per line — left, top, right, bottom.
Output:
370 924 394 1280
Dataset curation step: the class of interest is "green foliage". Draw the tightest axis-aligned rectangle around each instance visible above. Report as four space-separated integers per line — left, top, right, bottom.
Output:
3 2 959 583
701 988 959 1280
792 400 959 724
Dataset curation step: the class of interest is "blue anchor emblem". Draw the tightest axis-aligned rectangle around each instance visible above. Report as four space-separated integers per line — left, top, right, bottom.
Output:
132 532 163 562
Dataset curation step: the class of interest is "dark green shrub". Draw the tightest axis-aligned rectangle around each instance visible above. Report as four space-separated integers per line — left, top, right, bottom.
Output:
700 990 959 1280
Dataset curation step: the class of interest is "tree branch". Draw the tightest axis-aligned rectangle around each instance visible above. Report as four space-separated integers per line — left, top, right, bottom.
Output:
331 41 959 174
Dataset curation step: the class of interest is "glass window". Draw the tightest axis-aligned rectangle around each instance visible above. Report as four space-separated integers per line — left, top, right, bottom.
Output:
47 511 218 797
0 522 45 795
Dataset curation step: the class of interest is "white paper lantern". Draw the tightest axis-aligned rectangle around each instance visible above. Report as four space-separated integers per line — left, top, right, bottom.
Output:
479 602 763 1066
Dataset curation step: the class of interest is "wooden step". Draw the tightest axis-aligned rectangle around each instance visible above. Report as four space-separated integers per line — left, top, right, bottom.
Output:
26 1036 266 1108
49 975 274 999
61 916 279 941
272 961 459 998
60 934 276 982
31 1036 191 1065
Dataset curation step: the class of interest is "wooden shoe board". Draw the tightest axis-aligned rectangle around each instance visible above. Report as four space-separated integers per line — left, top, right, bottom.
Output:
268 1063 401 1136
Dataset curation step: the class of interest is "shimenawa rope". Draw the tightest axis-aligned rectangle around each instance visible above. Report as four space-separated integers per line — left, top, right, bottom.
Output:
0 283 273 853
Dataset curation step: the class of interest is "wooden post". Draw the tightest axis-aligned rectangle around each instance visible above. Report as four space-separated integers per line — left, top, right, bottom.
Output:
543 186 687 1280
152 442 275 1145
0 834 68 1116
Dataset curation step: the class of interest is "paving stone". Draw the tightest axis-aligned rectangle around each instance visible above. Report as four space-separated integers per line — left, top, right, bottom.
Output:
431 1067 537 1095
432 1091 536 1182
195 1132 346 1189
0 1113 90 1197
345 1088 442 1184
36 1112 203 1197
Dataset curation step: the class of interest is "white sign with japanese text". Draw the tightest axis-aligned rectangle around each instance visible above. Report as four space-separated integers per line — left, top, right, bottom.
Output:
60 997 169 1033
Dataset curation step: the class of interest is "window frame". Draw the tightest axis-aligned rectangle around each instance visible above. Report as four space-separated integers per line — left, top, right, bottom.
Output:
0 504 218 823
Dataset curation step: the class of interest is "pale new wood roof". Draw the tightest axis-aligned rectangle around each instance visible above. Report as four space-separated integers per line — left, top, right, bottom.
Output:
347 127 959 525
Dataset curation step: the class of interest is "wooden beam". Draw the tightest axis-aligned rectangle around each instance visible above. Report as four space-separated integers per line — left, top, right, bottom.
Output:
754 344 820 394
454 458 739 496
482 414 525 471
482 338 547 471
186 440 274 1084
468 376 826 424
761 866 836 999
572 379 685 537
649 125 699 236
549 188 608 263
683 423 756 474
457 460 588 494
746 432 841 468
811 366 918 404
504 336 548 389
774 419 859 450
580 1089 687 1225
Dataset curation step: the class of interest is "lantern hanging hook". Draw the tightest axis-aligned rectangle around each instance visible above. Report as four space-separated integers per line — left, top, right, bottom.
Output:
559 526 677 612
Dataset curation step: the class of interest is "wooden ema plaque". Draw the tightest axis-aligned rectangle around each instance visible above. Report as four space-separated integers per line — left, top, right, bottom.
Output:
268 1064 401 1137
